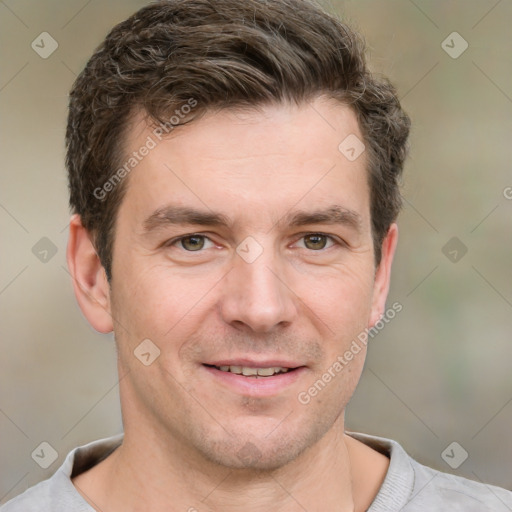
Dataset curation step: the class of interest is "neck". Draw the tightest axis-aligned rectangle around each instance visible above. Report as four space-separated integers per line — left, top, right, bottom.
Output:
74 418 356 512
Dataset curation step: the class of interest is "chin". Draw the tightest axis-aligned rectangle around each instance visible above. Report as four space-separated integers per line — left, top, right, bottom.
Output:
193 420 326 472
202 440 303 472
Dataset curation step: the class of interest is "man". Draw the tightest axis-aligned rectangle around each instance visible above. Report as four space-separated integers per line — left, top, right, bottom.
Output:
2 0 511 510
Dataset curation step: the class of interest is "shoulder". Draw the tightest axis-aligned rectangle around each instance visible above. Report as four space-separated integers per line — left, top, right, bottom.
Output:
0 480 49 512
347 431 512 511
405 458 512 511
0 475 91 512
0 435 123 512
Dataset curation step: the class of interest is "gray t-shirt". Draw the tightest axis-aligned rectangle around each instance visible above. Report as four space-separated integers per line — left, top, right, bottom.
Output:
1 432 511 511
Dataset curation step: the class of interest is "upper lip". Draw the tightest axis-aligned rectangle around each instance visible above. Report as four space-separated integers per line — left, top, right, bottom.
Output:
204 359 304 369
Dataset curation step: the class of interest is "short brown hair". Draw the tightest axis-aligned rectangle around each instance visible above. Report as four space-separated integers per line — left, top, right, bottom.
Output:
66 0 410 281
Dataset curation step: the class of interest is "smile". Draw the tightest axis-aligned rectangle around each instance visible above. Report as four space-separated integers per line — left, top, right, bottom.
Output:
210 365 291 377
202 362 305 397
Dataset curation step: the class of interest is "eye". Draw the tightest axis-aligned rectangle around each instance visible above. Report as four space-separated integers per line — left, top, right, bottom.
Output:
170 234 215 251
296 233 337 251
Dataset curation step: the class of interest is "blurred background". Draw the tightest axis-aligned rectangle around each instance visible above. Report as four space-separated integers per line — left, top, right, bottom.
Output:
1 0 511 502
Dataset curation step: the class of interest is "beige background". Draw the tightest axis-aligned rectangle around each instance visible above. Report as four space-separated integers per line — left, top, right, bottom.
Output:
1 0 511 502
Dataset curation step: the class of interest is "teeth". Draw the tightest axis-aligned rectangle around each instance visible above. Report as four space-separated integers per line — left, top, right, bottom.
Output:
216 365 290 377
256 367 276 376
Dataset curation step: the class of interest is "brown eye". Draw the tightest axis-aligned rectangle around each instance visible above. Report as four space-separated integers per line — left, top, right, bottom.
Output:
303 234 328 250
180 235 206 251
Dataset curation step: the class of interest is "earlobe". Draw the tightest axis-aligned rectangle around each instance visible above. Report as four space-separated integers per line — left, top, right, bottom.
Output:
66 214 114 334
369 223 398 328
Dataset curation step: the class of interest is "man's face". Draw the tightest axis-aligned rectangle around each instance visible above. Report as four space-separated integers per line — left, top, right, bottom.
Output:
106 97 395 470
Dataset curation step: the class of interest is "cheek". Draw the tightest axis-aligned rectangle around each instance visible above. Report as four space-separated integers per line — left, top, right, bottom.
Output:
296 262 375 325
294 262 375 387
110 260 220 354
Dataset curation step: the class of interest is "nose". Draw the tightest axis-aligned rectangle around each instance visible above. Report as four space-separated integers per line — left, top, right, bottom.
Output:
219 246 298 333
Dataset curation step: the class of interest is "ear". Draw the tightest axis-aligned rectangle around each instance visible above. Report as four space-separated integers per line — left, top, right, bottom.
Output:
66 214 113 333
368 223 398 328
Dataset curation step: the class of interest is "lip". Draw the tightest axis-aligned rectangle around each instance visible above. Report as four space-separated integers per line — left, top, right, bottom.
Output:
204 358 303 368
202 363 308 397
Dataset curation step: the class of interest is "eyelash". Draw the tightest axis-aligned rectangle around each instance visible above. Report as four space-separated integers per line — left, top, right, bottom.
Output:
166 232 342 252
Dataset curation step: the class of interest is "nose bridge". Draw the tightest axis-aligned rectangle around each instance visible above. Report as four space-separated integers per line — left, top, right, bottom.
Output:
219 240 296 332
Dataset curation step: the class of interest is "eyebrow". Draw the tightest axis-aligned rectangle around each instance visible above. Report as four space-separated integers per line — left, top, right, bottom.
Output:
142 204 363 233
143 205 233 232
285 205 362 232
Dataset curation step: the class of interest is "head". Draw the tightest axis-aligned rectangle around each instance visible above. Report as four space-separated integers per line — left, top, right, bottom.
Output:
66 0 410 472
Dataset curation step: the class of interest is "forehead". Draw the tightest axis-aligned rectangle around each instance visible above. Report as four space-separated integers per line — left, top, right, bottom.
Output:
118 97 370 230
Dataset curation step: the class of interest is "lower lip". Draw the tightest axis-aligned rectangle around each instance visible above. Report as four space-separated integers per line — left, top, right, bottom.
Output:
203 365 307 397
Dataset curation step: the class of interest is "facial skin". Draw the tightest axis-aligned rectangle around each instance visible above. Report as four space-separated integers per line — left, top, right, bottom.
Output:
68 96 397 512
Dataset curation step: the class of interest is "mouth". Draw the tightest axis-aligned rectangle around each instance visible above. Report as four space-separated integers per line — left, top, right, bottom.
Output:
204 364 295 378
202 361 306 397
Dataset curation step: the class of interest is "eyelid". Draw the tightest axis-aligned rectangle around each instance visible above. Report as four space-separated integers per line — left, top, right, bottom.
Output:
164 231 344 251
292 232 345 250
165 232 217 250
